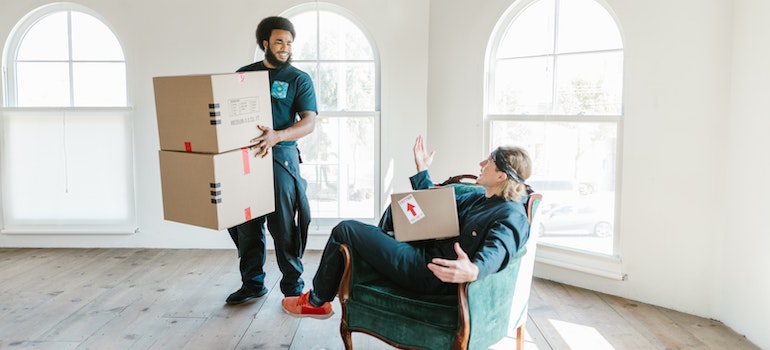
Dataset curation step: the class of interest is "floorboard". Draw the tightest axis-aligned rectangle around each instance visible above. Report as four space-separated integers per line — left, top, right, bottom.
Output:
0 248 759 350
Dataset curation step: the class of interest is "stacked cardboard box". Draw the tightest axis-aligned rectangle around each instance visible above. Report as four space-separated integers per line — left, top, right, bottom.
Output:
153 72 275 230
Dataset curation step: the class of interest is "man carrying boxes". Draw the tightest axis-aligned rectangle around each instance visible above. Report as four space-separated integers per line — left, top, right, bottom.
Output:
223 16 317 305
154 16 317 306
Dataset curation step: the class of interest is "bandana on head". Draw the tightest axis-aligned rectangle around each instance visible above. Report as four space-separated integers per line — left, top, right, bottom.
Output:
491 148 525 184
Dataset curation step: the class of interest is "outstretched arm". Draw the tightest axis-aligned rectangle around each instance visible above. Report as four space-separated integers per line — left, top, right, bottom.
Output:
413 135 435 173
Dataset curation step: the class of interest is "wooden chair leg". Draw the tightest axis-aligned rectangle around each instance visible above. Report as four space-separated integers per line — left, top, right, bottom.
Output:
340 321 353 349
339 244 354 350
516 323 525 350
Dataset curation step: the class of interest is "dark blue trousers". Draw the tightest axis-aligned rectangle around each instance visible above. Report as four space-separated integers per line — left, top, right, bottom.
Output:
312 220 445 302
228 147 307 297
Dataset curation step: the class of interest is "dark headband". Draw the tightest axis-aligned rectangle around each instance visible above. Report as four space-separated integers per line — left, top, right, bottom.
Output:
491 148 525 184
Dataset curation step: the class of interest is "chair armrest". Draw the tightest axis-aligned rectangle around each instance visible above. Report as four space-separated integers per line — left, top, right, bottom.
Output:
456 282 471 349
339 244 353 301
338 243 382 301
438 174 478 186
462 247 527 349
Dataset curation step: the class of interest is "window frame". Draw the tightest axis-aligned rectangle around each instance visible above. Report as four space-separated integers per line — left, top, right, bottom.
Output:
281 3 382 232
1 2 136 234
3 3 128 107
484 0 625 279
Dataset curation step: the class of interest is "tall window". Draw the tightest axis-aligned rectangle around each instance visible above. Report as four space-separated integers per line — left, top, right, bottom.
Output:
281 4 380 229
487 0 623 256
1 3 135 233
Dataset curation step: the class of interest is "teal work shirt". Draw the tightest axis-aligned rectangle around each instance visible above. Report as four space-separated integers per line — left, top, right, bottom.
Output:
236 61 317 146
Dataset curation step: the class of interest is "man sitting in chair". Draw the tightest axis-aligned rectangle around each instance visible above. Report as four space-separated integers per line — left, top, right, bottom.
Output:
282 135 533 318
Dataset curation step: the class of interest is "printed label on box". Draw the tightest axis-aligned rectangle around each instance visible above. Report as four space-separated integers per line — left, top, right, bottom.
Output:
228 97 259 126
397 194 425 224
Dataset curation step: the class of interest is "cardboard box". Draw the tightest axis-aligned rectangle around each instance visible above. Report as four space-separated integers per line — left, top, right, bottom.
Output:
159 147 275 230
153 72 272 154
390 187 460 242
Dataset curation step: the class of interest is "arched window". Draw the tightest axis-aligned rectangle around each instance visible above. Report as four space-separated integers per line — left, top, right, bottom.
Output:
487 0 623 258
277 3 380 229
8 4 126 107
1 3 135 233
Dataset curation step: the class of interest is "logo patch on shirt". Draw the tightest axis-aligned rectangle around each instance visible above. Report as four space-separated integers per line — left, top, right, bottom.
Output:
271 81 289 99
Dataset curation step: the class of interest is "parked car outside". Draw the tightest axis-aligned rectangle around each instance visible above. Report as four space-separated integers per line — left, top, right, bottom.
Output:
538 203 613 237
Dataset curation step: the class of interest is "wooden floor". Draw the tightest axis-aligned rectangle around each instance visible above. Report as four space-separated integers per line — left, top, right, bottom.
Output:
0 248 758 350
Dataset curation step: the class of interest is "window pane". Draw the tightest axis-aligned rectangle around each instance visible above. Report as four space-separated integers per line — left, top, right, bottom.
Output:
491 57 553 114
4 112 132 222
290 12 318 60
5 5 134 232
16 62 70 107
555 51 623 115
319 11 373 60
497 0 555 58
317 62 375 111
292 62 318 86
71 11 124 60
488 0 622 256
17 12 69 60
286 6 379 224
299 116 376 219
491 120 616 255
557 0 622 53
73 62 127 106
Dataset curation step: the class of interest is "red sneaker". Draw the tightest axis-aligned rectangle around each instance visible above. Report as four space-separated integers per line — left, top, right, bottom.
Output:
281 292 333 319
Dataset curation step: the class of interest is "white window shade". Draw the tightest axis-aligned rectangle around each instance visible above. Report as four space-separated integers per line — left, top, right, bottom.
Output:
1 108 136 234
2 4 135 235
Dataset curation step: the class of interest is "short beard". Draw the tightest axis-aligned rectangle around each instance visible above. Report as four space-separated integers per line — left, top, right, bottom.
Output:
264 45 291 69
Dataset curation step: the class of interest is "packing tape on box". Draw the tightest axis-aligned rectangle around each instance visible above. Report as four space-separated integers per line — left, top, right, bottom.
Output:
241 148 250 175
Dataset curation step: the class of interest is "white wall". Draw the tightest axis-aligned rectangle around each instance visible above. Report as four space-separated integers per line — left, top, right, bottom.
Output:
0 0 429 248
424 0 512 179
426 0 768 349
1 0 769 348
721 0 770 346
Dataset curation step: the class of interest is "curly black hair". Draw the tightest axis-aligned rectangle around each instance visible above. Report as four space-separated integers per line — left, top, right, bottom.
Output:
256 16 296 51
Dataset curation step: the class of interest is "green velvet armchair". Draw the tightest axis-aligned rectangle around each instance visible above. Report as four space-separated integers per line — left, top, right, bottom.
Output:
337 178 542 350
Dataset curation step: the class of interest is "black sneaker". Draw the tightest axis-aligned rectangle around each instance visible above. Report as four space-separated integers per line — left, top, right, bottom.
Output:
226 285 268 305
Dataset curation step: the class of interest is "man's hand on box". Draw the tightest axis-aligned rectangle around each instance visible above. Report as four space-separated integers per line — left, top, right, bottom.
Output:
249 125 280 158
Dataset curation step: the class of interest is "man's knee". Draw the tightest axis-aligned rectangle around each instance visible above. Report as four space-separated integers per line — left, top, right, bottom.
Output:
334 219 362 231
331 220 361 241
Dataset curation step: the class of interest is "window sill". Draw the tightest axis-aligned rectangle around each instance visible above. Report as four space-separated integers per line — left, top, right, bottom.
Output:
535 243 627 280
1 225 137 235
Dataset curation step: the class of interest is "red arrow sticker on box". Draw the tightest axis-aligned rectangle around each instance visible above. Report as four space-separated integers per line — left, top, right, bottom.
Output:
397 194 425 224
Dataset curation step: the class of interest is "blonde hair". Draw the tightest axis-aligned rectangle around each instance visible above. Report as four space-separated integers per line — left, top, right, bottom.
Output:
496 146 532 202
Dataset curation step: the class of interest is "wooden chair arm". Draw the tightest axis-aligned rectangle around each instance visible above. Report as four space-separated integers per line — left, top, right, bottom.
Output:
438 174 478 186
338 244 353 301
455 282 471 350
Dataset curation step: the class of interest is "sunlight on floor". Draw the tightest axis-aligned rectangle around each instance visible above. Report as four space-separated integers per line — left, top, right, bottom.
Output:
488 327 536 350
550 319 615 350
